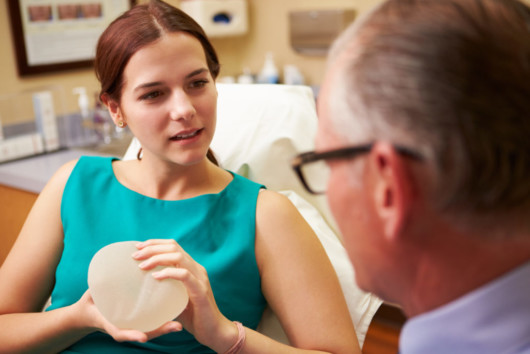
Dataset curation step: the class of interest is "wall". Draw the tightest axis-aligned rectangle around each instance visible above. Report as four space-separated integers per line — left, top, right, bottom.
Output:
0 1 102 123
0 0 383 124
207 0 384 84
2 0 528 124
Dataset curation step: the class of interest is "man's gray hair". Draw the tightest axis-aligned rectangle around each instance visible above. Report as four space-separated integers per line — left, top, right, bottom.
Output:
326 0 530 224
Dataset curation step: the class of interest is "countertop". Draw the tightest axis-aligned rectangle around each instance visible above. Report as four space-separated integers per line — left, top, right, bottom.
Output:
0 136 132 194
0 149 110 194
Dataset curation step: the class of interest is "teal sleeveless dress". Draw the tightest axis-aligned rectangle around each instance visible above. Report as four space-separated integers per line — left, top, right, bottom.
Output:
46 156 267 353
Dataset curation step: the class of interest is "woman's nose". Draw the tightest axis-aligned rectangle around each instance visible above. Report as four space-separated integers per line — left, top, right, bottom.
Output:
169 92 196 121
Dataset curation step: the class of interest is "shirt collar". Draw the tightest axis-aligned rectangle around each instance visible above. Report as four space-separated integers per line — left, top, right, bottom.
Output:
400 262 530 354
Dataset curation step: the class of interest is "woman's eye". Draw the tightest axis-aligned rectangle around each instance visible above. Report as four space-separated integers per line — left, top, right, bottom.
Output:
189 79 209 89
140 91 162 100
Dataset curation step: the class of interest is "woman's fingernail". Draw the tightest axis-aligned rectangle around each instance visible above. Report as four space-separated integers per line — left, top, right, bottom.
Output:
138 261 148 269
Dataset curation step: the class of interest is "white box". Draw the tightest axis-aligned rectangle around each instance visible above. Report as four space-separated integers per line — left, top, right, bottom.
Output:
0 133 44 163
33 91 59 152
181 0 248 37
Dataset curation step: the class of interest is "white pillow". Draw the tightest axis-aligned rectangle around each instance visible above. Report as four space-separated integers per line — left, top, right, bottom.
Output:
266 191 382 347
212 84 338 232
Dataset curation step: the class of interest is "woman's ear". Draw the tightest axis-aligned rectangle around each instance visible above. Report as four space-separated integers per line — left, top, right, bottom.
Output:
369 142 414 242
100 93 122 125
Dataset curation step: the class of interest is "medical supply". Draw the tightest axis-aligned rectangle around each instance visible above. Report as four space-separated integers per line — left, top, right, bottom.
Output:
33 91 59 151
0 133 44 163
181 0 248 37
257 52 279 84
93 95 114 143
73 87 90 120
219 76 236 84
237 67 254 84
283 65 305 85
88 241 189 332
0 116 4 141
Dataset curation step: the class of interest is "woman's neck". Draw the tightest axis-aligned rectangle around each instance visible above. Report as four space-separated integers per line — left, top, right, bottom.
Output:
114 155 231 201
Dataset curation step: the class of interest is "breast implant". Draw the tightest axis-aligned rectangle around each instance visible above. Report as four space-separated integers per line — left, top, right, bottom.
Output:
88 241 189 332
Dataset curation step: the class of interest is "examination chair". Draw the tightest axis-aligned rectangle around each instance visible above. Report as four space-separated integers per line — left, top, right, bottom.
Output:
124 83 382 347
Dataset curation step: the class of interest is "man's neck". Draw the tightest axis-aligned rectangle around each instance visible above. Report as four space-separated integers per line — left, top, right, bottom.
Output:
402 232 530 317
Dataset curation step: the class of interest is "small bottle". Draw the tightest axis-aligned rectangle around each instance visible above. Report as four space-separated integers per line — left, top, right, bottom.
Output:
237 67 254 84
283 65 305 85
257 52 279 84
72 87 90 120
73 87 96 144
93 94 113 143
0 116 4 141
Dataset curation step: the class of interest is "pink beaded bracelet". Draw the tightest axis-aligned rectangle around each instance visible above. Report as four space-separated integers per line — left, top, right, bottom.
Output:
222 321 246 354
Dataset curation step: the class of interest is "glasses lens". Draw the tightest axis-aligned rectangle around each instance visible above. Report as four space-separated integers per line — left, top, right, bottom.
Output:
300 159 330 194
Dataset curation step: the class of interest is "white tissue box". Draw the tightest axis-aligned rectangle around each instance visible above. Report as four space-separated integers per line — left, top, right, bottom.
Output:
181 0 248 37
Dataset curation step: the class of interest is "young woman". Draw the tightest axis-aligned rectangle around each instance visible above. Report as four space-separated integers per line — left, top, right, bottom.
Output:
0 1 360 353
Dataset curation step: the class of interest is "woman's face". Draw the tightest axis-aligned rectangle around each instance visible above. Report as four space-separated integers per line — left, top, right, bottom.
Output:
110 32 217 167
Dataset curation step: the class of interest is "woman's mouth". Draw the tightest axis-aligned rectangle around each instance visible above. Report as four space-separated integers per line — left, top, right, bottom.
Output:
169 129 203 141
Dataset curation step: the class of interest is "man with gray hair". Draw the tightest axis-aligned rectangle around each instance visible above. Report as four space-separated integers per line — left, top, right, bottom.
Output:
292 0 530 352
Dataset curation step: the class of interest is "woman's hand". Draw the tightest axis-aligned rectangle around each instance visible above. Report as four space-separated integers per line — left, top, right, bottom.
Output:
133 239 237 352
74 290 183 343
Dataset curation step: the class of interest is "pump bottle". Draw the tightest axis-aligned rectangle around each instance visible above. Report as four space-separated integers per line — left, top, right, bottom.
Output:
258 52 279 84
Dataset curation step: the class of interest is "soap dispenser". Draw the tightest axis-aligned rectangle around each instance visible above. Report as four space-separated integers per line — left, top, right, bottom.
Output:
73 87 96 143
73 87 90 120
257 52 279 84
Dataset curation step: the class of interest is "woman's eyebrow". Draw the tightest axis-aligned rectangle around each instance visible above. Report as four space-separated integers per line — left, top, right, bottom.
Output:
134 81 163 93
186 68 209 79
133 68 209 92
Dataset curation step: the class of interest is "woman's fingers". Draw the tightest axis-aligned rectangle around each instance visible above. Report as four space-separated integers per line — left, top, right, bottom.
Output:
151 266 191 282
136 251 185 270
107 321 182 342
152 266 210 305
144 321 183 340
79 289 182 343
132 239 203 278
130 238 227 343
135 239 184 256
105 327 149 343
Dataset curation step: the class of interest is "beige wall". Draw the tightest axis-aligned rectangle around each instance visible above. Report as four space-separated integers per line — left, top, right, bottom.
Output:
0 0 382 124
207 0 383 84
2 0 528 124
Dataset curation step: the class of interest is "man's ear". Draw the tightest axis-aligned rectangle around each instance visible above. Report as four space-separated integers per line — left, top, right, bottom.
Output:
100 93 122 125
369 142 414 241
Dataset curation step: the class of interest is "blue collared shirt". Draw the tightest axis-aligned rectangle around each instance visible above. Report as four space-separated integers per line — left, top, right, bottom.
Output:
400 262 530 354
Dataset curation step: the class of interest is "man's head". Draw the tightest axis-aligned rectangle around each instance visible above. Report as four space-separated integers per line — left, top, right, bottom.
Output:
317 0 530 306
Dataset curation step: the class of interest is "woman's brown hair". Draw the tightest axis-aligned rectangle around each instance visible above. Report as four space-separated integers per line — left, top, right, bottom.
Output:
95 0 219 164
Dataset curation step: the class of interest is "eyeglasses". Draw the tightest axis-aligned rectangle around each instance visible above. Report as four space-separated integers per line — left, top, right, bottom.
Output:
291 143 423 195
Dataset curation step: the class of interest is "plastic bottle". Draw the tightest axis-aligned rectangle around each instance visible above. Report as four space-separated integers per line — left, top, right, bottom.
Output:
72 87 89 120
93 94 113 143
257 52 279 84
237 67 254 84
283 65 305 85
73 87 98 144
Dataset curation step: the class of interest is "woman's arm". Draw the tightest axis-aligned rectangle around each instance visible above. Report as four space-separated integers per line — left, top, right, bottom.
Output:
0 160 172 353
253 190 361 354
140 190 361 353
0 160 86 353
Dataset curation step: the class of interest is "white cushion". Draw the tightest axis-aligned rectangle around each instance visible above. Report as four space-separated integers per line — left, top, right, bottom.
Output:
258 190 382 347
124 83 382 347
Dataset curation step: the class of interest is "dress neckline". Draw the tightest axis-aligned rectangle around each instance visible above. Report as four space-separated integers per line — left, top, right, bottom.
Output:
106 157 236 202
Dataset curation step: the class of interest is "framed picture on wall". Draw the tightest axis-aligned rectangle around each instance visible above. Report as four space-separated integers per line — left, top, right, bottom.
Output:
7 0 136 76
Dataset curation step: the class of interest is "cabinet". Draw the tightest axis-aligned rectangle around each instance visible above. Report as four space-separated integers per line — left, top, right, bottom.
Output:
0 184 37 266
